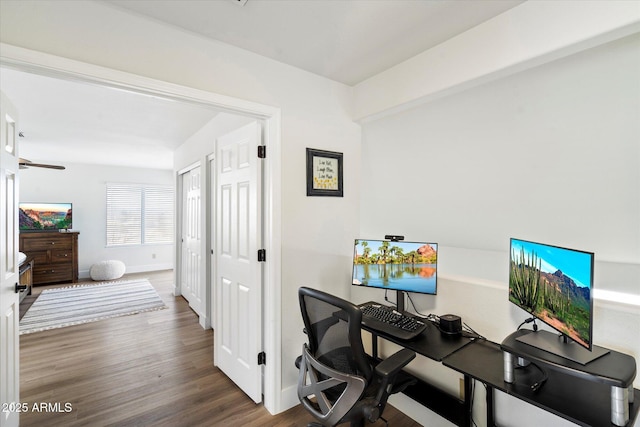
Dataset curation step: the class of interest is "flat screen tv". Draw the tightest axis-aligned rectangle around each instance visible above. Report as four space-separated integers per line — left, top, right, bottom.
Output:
19 202 72 231
509 238 607 364
352 239 438 296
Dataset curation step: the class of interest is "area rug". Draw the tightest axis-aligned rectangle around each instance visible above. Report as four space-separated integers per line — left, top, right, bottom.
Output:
19 278 167 335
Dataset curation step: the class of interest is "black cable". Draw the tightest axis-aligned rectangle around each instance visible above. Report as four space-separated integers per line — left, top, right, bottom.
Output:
517 317 538 331
384 289 399 309
529 362 548 392
462 322 485 341
515 361 548 392
406 292 484 339
406 292 432 319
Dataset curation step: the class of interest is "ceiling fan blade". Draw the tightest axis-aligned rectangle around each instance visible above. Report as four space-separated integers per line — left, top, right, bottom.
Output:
23 163 66 170
18 158 65 170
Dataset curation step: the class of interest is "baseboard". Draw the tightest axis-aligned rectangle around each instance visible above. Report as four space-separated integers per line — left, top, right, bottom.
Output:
280 384 300 413
199 313 211 330
79 263 174 279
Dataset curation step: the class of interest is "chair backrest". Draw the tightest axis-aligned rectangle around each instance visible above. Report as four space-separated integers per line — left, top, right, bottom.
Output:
298 286 372 382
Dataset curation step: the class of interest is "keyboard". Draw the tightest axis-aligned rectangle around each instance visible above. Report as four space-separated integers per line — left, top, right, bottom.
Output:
360 303 427 340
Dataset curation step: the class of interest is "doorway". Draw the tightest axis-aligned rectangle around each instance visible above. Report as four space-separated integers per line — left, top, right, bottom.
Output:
0 46 283 414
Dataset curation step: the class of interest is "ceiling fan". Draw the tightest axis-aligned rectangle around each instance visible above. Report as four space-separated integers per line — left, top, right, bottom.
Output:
18 158 65 170
17 132 65 170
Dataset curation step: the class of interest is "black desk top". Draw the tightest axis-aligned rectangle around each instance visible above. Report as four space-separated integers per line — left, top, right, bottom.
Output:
360 308 474 361
445 338 640 427
502 330 637 388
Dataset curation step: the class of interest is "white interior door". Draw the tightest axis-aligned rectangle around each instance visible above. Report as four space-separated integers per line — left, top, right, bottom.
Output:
0 92 20 427
214 121 263 403
208 155 216 330
180 166 202 314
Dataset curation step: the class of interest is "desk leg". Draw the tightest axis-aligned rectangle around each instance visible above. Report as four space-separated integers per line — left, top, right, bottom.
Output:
503 351 514 383
371 332 378 360
611 385 629 427
463 375 472 427
486 385 495 427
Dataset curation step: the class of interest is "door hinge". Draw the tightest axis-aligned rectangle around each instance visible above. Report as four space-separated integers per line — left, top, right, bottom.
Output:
258 249 266 262
257 145 266 158
258 351 266 365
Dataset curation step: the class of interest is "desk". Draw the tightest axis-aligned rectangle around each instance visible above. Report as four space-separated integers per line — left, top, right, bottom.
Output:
360 306 639 427
444 336 640 427
360 305 475 427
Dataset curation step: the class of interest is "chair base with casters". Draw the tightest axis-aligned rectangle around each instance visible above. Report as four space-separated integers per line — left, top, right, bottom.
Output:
296 286 417 427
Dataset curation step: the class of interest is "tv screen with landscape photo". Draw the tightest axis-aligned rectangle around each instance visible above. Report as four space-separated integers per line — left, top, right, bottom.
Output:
19 202 72 231
352 239 438 295
509 238 594 350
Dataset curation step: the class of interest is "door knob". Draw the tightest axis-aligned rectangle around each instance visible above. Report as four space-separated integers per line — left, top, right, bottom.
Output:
15 283 28 293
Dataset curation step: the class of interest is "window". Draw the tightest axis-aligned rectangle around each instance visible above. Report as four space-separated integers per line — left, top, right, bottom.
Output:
106 184 174 246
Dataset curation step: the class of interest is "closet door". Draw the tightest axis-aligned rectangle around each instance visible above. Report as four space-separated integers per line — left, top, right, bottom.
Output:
180 165 202 315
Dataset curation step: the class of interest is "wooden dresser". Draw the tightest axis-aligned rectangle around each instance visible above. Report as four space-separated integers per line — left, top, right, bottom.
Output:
18 255 34 303
19 232 79 285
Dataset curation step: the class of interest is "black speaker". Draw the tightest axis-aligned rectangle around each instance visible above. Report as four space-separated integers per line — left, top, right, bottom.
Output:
440 314 462 335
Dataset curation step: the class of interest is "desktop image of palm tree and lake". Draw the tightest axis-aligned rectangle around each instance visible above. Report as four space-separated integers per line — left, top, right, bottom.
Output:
352 239 438 295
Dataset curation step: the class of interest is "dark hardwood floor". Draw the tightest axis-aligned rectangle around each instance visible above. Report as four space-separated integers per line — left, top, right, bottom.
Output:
18 271 421 426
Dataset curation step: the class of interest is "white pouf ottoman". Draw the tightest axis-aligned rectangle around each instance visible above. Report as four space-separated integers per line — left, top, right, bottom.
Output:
90 260 126 281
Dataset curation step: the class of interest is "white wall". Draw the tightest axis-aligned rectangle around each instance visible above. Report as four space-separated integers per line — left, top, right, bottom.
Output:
0 0 361 411
19 163 174 277
174 113 255 171
357 34 640 427
354 0 640 121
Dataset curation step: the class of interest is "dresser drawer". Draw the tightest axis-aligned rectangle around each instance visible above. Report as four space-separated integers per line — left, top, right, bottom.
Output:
33 265 73 284
51 249 73 263
21 235 72 251
30 251 49 266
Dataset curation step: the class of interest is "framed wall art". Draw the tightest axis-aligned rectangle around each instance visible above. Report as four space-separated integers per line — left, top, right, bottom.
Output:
306 148 343 197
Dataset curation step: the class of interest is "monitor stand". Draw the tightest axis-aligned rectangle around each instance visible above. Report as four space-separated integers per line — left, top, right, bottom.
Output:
396 290 406 313
516 330 609 365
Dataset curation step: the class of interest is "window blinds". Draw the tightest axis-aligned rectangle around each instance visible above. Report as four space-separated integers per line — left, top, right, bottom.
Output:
106 184 173 246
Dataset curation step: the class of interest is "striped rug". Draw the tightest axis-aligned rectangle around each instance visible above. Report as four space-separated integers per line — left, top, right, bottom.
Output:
19 278 167 335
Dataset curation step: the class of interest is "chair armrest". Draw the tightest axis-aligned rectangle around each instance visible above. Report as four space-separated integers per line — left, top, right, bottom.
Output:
375 348 415 378
373 348 416 405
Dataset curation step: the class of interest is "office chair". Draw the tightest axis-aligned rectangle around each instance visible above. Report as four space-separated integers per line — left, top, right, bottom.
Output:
296 286 416 427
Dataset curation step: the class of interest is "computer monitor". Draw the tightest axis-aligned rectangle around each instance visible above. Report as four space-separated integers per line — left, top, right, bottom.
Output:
19 202 72 231
509 238 607 364
352 238 438 311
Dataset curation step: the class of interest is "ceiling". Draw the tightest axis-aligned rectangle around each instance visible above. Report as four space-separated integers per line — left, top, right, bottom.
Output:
103 0 524 86
0 68 221 170
1 0 524 170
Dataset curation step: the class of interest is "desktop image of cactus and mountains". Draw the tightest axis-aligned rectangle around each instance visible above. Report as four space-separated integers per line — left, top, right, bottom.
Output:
509 239 593 348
